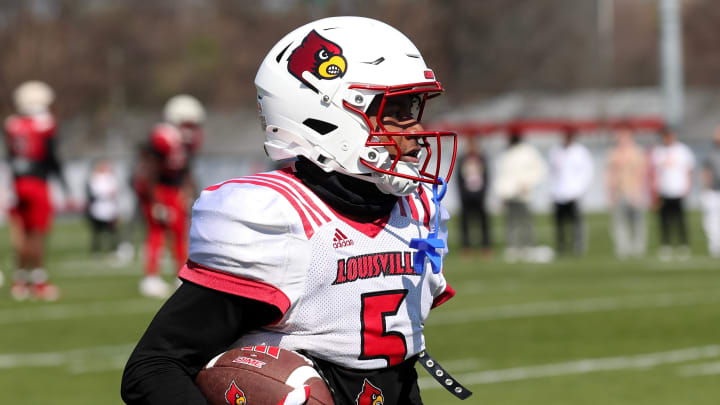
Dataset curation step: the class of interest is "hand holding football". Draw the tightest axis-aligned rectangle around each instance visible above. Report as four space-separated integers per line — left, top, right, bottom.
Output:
196 346 334 405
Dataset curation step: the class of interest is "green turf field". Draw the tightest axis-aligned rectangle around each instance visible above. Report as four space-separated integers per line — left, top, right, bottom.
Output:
1 212 719 404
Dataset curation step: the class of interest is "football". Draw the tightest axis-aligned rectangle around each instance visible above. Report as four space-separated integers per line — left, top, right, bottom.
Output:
196 346 334 405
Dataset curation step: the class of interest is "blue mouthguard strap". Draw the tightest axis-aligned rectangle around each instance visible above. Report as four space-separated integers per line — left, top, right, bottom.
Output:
409 177 447 274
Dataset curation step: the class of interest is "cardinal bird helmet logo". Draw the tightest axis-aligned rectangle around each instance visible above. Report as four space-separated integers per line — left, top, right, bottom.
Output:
356 378 384 405
287 30 347 91
224 380 246 405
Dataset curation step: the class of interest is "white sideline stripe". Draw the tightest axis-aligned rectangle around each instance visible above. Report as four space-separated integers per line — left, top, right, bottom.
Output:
430 358 485 372
0 299 160 324
69 353 129 374
55 264 137 277
418 345 720 389
0 344 134 370
428 291 720 324
53 258 170 278
677 361 720 377
1 291 716 325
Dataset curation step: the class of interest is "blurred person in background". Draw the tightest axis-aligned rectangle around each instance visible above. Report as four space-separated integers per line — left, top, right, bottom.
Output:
85 158 121 255
649 126 695 261
137 94 205 298
701 127 720 258
3 80 68 301
129 142 155 256
456 136 492 257
605 125 649 259
549 126 594 256
495 129 548 262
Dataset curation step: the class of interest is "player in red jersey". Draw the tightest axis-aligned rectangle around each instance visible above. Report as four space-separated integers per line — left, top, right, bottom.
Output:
137 94 205 298
123 17 468 404
3 81 68 301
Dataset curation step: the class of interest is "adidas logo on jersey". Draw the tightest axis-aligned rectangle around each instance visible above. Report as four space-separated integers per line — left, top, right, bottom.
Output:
332 229 354 248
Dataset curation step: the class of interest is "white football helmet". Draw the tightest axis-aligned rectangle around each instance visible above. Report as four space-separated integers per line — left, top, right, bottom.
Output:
255 16 456 196
163 94 206 125
13 81 55 116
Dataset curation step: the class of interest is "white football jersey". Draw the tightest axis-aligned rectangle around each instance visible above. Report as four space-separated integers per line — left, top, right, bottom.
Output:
180 168 454 370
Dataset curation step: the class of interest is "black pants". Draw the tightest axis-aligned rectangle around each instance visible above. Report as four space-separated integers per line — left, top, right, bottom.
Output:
658 197 688 246
554 200 584 255
460 197 492 250
308 354 423 405
88 216 119 253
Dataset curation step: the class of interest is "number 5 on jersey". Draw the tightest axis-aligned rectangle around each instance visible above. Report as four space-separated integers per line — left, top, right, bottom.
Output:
359 290 409 366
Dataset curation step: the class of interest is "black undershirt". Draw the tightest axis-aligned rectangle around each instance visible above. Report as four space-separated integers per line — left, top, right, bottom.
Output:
293 156 398 220
121 161 409 405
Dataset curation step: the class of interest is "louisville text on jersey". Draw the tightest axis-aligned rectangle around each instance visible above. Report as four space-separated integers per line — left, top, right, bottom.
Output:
333 251 419 285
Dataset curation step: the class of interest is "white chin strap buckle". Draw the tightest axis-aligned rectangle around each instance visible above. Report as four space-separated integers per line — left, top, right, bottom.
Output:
373 161 421 196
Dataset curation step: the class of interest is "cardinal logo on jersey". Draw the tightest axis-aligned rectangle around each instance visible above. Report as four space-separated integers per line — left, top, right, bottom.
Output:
356 379 384 405
287 30 346 91
224 381 246 405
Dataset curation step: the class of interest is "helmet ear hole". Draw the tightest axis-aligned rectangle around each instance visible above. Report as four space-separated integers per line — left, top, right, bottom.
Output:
303 118 338 135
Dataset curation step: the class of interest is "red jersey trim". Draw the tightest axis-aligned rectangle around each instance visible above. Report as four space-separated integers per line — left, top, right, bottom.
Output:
180 261 291 320
417 187 432 229
251 171 333 224
325 204 390 238
269 171 332 222
204 178 317 239
245 175 325 227
275 168 393 238
404 195 419 222
431 284 455 309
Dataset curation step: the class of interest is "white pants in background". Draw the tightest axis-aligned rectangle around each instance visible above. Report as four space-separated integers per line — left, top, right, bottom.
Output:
611 199 647 259
701 190 720 258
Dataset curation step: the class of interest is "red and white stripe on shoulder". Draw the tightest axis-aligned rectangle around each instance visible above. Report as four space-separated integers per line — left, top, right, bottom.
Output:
203 170 332 239
417 186 432 229
400 187 432 229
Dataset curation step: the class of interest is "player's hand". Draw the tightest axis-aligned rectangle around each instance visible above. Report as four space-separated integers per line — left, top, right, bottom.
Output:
277 385 310 405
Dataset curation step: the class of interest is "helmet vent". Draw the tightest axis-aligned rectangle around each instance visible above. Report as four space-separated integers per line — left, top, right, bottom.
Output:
362 57 385 65
303 118 338 135
275 42 292 63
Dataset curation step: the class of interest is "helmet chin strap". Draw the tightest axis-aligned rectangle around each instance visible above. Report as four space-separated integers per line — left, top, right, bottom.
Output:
372 161 421 196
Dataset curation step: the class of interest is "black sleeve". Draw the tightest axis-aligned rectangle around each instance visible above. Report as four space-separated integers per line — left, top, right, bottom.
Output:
482 153 490 192
456 155 467 194
45 137 68 191
120 281 280 405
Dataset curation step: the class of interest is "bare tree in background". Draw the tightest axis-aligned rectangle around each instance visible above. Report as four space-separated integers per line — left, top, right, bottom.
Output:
0 0 718 124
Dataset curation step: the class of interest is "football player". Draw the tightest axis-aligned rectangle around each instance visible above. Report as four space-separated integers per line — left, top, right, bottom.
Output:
137 94 206 298
3 80 68 301
122 17 458 404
